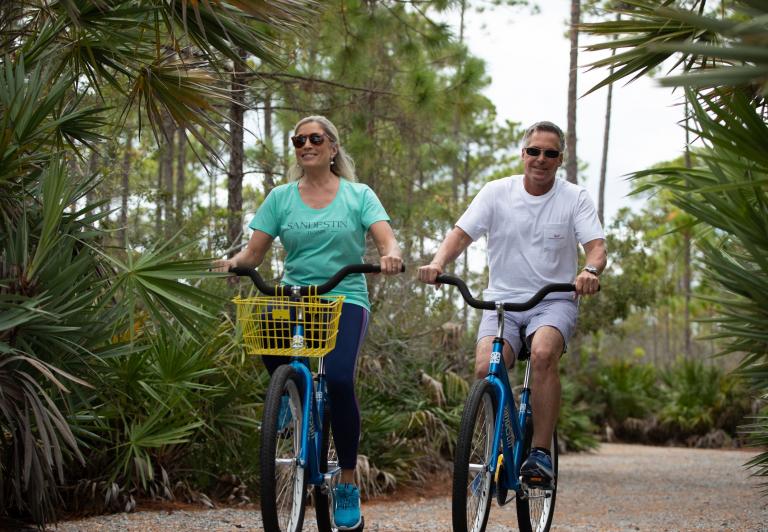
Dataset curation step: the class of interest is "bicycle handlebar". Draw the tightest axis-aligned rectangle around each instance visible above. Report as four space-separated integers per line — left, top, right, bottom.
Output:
230 263 406 296
434 273 577 311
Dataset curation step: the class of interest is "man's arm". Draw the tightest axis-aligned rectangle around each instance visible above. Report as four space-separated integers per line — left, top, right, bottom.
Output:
574 238 607 295
417 226 474 285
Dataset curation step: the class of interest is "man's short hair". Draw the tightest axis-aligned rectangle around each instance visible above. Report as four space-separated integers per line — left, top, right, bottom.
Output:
522 121 566 151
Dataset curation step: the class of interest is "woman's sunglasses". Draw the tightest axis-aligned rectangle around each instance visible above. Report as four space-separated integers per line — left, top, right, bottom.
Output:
291 133 326 148
525 147 561 159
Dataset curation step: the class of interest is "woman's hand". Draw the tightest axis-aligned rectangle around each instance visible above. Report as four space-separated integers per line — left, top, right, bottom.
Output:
212 231 273 273
379 254 403 275
212 258 235 273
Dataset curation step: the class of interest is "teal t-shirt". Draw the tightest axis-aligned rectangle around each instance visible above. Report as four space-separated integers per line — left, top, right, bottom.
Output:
248 178 390 310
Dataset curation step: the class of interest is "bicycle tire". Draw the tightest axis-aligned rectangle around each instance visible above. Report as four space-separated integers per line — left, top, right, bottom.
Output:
453 379 496 532
314 404 337 532
260 364 307 532
516 418 558 532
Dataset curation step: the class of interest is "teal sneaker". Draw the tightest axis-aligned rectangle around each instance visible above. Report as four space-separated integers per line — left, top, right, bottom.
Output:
333 483 362 530
277 395 292 432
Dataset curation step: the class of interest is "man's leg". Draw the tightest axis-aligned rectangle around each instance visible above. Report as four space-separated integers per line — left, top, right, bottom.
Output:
528 325 564 450
474 336 515 380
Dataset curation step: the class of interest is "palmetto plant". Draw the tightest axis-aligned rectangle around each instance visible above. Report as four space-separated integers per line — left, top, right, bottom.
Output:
582 0 768 491
659 357 728 434
595 359 660 427
0 0 318 525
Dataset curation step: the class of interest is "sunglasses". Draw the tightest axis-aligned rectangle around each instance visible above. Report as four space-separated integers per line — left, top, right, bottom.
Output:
525 147 561 159
291 133 326 148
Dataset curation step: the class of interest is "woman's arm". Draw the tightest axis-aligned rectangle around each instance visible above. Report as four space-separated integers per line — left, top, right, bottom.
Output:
369 220 403 275
213 230 274 272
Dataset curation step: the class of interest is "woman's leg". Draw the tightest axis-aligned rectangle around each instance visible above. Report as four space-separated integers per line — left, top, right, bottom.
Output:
323 303 369 482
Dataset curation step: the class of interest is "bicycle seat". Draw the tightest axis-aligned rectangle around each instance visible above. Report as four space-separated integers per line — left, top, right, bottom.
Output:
516 326 568 360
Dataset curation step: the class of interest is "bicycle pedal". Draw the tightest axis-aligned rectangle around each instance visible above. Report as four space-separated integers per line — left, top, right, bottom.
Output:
522 475 555 491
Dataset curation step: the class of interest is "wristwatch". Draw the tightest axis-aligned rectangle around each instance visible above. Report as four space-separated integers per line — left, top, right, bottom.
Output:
583 265 600 276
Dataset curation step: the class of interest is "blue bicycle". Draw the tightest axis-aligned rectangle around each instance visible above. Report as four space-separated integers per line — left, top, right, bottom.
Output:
436 274 575 532
230 264 401 532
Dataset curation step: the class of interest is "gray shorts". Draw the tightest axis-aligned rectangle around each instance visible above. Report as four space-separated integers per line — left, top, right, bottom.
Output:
476 299 579 356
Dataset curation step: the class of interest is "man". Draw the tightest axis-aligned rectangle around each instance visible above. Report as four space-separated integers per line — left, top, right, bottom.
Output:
418 121 606 487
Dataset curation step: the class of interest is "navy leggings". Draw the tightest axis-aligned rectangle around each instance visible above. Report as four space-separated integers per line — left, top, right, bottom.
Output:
262 303 369 470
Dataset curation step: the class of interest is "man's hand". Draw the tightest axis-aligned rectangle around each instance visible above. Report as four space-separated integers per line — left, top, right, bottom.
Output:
418 262 444 287
574 269 600 296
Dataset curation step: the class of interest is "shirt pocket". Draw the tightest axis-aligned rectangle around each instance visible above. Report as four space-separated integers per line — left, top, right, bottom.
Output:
542 222 568 251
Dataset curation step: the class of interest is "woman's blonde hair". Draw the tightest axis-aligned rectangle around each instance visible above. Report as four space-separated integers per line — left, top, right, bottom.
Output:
287 115 357 181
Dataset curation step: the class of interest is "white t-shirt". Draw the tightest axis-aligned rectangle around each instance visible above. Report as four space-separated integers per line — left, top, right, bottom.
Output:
456 175 605 301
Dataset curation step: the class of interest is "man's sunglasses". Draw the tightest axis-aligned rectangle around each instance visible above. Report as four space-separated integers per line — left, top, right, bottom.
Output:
291 133 326 148
525 147 561 159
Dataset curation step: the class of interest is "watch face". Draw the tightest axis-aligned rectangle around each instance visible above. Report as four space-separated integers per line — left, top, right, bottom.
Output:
585 266 599 276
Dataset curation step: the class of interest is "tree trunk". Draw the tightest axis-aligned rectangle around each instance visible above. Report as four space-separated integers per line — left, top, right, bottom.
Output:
597 14 619 225
281 129 290 181
451 0 466 209
263 91 276 194
227 50 247 258
162 115 175 238
120 132 133 250
456 0 468 326
683 98 693 358
155 155 163 239
176 127 186 225
86 149 100 208
207 158 217 256
565 0 580 184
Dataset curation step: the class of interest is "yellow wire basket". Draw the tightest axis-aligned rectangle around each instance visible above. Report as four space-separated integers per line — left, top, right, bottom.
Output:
234 295 345 356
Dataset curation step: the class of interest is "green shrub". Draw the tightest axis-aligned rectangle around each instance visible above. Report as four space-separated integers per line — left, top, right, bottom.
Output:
660 357 751 439
558 374 599 452
594 359 660 427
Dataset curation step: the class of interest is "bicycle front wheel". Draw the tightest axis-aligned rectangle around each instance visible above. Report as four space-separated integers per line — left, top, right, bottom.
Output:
452 379 496 532
516 425 558 532
260 364 307 532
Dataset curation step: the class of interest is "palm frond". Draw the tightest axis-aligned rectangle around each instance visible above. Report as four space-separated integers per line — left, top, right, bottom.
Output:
581 0 768 98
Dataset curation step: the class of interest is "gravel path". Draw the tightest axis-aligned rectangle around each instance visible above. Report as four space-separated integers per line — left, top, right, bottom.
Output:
50 444 768 532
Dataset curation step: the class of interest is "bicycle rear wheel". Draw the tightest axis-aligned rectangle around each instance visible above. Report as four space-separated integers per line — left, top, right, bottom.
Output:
516 423 558 532
452 379 496 532
314 405 338 532
260 364 307 532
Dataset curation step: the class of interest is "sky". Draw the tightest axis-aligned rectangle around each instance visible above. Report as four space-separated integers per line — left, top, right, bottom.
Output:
456 1 689 226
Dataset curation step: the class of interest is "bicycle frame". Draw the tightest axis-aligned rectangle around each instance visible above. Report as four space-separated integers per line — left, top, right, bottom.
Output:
284 287 341 489
287 356 339 486
483 304 533 495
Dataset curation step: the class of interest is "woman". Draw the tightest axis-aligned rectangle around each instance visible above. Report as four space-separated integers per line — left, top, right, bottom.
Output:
216 115 402 529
